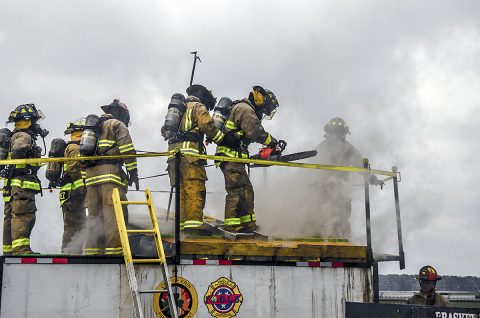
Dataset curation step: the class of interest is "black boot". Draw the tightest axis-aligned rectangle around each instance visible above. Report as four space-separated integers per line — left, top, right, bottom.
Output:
183 225 214 236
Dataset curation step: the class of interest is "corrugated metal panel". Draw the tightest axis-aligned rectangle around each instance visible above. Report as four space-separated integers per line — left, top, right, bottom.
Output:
130 265 372 318
1 263 371 318
1 264 121 318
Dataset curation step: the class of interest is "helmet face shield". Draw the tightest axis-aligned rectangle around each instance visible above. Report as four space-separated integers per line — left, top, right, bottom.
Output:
36 109 46 120
263 108 277 120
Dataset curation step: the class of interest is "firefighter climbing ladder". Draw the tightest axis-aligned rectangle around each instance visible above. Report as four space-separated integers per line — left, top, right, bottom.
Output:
112 188 178 318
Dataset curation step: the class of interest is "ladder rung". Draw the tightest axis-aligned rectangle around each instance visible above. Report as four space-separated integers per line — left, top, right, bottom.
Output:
120 201 148 205
127 229 155 234
132 258 164 264
139 289 167 294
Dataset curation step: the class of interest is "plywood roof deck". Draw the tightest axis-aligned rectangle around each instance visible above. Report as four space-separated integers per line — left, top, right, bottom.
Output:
163 237 367 261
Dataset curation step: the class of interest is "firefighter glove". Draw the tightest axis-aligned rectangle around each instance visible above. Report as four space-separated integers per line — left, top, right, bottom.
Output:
128 169 140 191
266 137 278 149
0 167 9 178
276 140 287 152
369 174 384 189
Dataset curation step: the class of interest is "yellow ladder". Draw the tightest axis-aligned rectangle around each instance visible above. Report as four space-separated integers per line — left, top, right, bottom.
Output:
112 188 178 318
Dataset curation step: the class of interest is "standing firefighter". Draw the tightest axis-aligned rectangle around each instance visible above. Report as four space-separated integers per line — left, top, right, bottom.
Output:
46 118 87 254
82 99 139 255
215 86 282 233
310 117 381 239
162 84 225 235
407 265 450 306
2 104 48 255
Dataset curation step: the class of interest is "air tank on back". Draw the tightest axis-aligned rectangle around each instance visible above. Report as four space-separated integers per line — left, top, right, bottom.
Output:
163 93 186 141
45 138 67 183
0 128 12 161
80 114 101 156
212 97 233 130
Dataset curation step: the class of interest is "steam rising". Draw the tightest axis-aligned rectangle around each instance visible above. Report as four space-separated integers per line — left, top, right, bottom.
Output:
0 0 479 276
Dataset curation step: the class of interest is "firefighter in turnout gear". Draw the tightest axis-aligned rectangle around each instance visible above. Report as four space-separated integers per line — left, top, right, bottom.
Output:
215 86 281 233
162 84 225 236
2 104 48 255
83 99 138 255
407 265 450 306
309 117 382 240
59 118 87 253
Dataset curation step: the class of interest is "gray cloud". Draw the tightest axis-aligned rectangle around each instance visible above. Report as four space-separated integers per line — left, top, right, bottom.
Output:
1 0 479 276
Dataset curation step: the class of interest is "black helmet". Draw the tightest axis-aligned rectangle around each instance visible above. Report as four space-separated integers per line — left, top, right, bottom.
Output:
416 265 442 281
248 86 279 119
324 117 350 138
186 84 216 110
7 104 45 123
101 99 130 126
64 117 87 135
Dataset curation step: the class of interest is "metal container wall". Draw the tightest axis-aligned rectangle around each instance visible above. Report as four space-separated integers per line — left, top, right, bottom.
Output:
1 263 372 318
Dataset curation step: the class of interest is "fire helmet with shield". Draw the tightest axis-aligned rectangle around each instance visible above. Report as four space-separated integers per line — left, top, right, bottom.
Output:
64 117 87 135
186 84 217 110
324 117 350 138
248 86 279 120
101 99 130 126
7 104 45 123
416 265 442 281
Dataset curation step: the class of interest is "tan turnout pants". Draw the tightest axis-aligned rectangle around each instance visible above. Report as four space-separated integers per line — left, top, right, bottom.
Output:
168 158 207 229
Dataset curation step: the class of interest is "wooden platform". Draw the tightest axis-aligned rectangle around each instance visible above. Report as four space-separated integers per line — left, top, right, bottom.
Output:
163 237 367 261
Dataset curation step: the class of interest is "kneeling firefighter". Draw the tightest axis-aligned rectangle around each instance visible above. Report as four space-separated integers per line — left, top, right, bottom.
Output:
161 84 227 236
215 86 284 233
46 118 87 254
2 104 48 255
82 99 139 255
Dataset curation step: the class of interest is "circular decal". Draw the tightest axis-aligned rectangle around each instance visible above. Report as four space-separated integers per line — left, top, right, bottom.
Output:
204 277 243 318
153 276 198 318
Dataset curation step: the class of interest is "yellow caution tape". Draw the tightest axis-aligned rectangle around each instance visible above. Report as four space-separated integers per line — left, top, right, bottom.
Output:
184 153 397 177
0 152 170 166
0 150 397 177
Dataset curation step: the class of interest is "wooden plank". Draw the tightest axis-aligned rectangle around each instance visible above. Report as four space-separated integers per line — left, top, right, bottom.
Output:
163 238 367 260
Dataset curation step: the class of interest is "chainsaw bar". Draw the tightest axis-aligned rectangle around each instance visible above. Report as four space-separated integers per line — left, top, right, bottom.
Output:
250 150 317 168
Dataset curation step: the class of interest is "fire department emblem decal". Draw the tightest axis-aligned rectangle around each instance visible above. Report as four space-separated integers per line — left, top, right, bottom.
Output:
153 276 198 318
204 277 243 318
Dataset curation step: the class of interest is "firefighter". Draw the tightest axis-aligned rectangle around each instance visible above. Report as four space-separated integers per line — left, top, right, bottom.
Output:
215 86 282 233
83 99 138 255
2 104 48 255
407 265 450 306
162 84 225 236
59 118 87 254
309 117 382 239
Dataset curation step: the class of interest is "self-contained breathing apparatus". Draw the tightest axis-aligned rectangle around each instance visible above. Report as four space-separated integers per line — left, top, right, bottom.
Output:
79 114 101 157
162 93 186 141
162 93 208 146
212 97 233 130
45 138 67 188
0 128 12 171
211 97 242 150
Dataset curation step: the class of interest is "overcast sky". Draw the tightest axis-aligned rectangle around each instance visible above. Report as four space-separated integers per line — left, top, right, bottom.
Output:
1 0 479 276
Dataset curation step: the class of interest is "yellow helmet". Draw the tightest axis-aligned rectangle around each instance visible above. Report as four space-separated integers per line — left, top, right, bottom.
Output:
64 117 87 135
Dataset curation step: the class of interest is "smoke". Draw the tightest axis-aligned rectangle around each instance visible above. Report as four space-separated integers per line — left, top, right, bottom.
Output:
0 0 479 276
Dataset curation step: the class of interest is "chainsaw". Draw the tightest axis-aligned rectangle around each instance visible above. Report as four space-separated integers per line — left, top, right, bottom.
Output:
249 140 318 168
